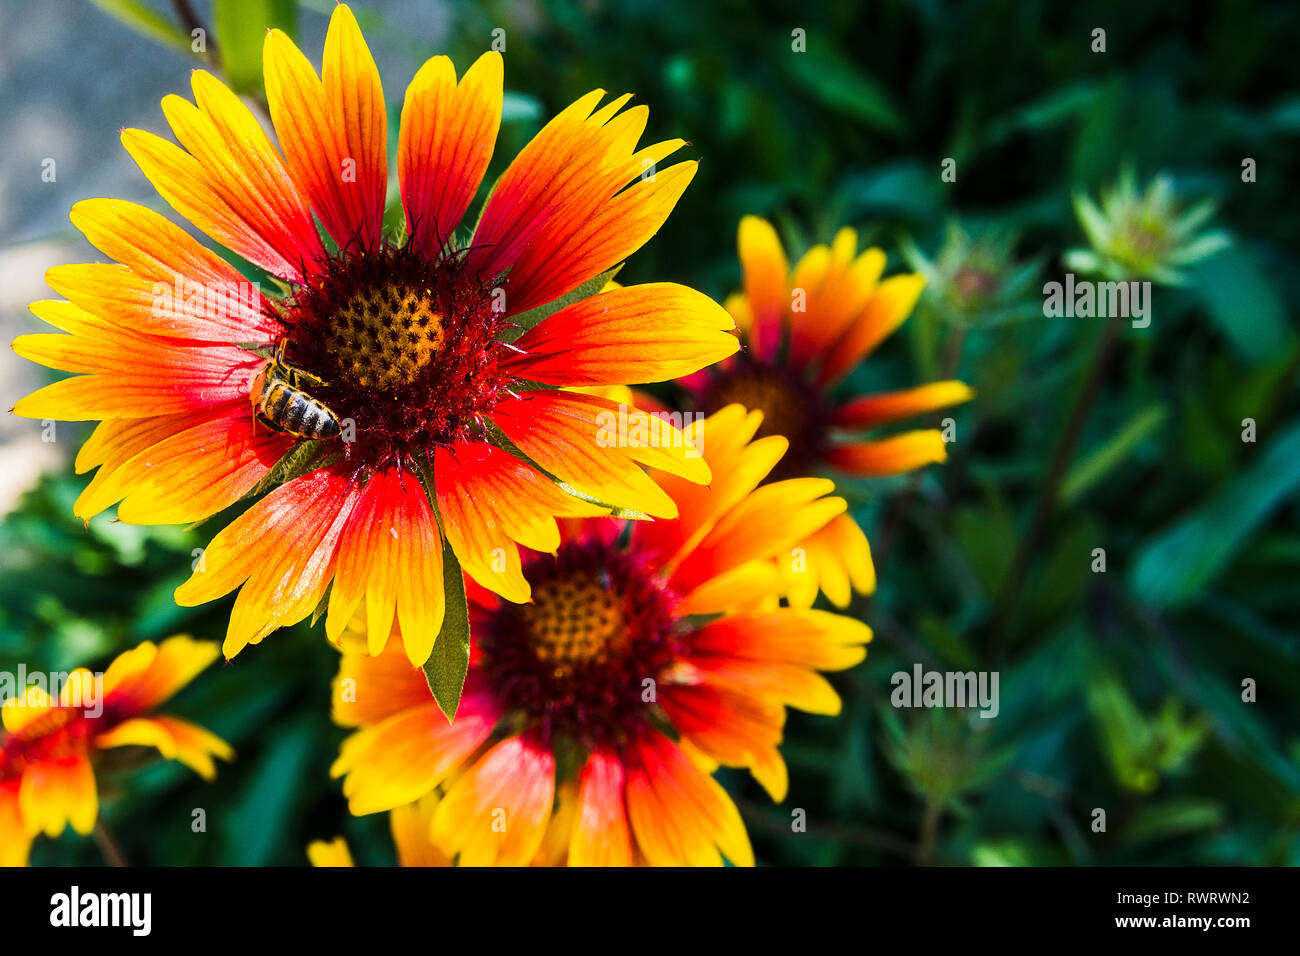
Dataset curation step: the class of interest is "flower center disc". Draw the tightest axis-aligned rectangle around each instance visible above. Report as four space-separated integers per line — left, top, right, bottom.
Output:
703 360 830 481
523 572 626 675
322 284 446 391
481 541 678 748
277 246 510 470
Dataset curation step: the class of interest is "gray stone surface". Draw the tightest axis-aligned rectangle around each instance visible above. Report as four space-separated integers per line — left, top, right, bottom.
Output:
0 0 453 512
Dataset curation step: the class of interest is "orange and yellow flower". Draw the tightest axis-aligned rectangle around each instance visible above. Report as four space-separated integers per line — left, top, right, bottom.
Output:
0 636 232 866
328 404 871 866
12 4 738 667
685 216 975 607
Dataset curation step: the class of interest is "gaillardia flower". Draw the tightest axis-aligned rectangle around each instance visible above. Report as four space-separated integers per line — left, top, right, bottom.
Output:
329 405 872 865
0 636 231 866
12 4 738 666
685 216 975 606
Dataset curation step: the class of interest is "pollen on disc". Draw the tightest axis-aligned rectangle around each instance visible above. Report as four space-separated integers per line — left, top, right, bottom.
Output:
524 573 626 675
323 283 447 391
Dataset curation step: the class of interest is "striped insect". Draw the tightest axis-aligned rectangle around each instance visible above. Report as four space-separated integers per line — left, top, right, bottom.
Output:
249 340 342 440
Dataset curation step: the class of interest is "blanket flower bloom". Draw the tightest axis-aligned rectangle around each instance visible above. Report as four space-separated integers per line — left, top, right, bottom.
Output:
11 4 737 666
684 216 975 607
0 636 231 866
328 404 872 866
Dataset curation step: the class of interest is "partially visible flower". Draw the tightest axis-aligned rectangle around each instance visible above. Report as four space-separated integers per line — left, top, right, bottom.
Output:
328 405 872 866
308 793 450 867
684 217 974 607
12 4 737 668
899 220 1043 327
0 636 232 866
1066 168 1230 284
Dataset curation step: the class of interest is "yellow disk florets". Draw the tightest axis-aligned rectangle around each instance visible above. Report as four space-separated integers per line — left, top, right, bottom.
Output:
322 283 446 391
523 572 625 674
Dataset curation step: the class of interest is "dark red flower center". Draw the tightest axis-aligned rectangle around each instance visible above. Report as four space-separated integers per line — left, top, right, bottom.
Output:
479 537 680 750
271 244 514 472
699 356 831 481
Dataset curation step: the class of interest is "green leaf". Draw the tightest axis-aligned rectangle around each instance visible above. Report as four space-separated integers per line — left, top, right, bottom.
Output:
221 715 316 865
90 0 191 52
1131 420 1300 607
1190 246 1293 363
422 538 471 722
1125 800 1222 846
242 438 338 501
214 0 297 96
783 33 904 134
1061 403 1167 506
502 265 623 341
554 483 652 521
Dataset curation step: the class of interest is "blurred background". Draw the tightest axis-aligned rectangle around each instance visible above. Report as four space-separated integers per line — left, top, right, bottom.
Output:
1 0 1297 865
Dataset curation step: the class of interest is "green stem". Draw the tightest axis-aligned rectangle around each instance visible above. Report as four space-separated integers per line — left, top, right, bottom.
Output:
914 797 944 865
93 820 128 867
988 317 1120 657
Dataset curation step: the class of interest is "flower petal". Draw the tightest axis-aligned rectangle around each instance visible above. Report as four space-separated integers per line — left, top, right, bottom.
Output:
782 512 876 609
435 441 605 603
18 754 97 838
74 407 293 525
332 694 498 816
737 216 789 361
670 476 846 594
307 837 355 867
173 468 360 658
431 734 556 867
326 467 446 666
824 429 949 476
660 682 788 802
399 51 503 255
332 633 436 729
471 91 692 313
569 750 633 867
102 635 223 714
12 302 260 420
322 4 388 247
816 273 926 386
121 127 306 281
502 282 738 386
62 198 279 342
0 782 32 867
624 733 752 867
490 391 680 518
390 793 452 866
832 381 974 430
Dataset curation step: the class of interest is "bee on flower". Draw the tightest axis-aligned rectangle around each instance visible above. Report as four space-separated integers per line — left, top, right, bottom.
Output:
11 4 739 671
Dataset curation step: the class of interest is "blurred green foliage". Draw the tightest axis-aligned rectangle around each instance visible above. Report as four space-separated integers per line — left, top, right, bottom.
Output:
3 0 1298 866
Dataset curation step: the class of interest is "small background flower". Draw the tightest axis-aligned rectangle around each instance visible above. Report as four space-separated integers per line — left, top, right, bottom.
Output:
0 636 231 866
